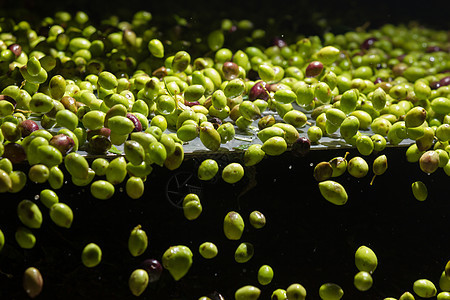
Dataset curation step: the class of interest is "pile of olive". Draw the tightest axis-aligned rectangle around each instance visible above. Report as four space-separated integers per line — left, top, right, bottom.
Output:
0 8 449 299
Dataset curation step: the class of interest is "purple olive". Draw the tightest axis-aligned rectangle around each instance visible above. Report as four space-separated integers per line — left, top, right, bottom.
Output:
207 117 223 129
184 99 200 107
222 61 240 81
361 37 377 50
2 143 26 164
49 134 75 155
8 43 22 57
305 61 324 78
0 94 17 107
439 76 450 87
248 81 269 101
87 128 111 141
18 120 39 137
291 137 311 157
140 259 163 283
373 78 384 85
430 81 441 90
272 37 287 48
426 45 443 53
126 113 142 132
397 54 406 62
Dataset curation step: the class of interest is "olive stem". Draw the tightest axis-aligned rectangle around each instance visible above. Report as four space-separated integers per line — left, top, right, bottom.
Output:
370 174 376 186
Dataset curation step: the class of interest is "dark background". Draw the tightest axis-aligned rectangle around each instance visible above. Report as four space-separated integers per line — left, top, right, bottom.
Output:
0 146 449 299
1 0 449 33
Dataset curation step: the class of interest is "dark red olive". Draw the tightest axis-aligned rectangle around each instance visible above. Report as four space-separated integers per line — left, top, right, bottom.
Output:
49 134 75 155
430 81 441 90
439 76 450 87
2 143 26 164
373 78 384 85
140 259 163 283
305 61 324 78
184 99 200 107
87 128 111 141
18 119 39 137
272 37 287 48
426 45 443 53
291 137 311 157
0 94 17 107
248 81 269 101
397 54 406 62
126 113 142 132
361 37 377 50
207 117 223 129
222 61 239 81
8 43 22 57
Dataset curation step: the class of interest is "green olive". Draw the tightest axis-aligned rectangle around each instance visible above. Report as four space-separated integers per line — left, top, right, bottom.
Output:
235 285 261 300
128 225 148 257
9 170 27 193
347 156 369 178
64 152 89 179
221 162 244 184
286 283 307 300
354 271 373 291
49 203 73 228
319 283 344 300
17 199 42 229
199 242 218 259
411 181 428 201
413 279 437 298
15 226 36 249
40 189 59 208
162 245 193 281
261 136 287 156
243 144 265 167
82 242 102 267
90 180 115 200
105 156 127 185
224 211 244 240
355 245 378 273
148 39 164 58
318 180 348 205
258 265 274 285
28 164 50 183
